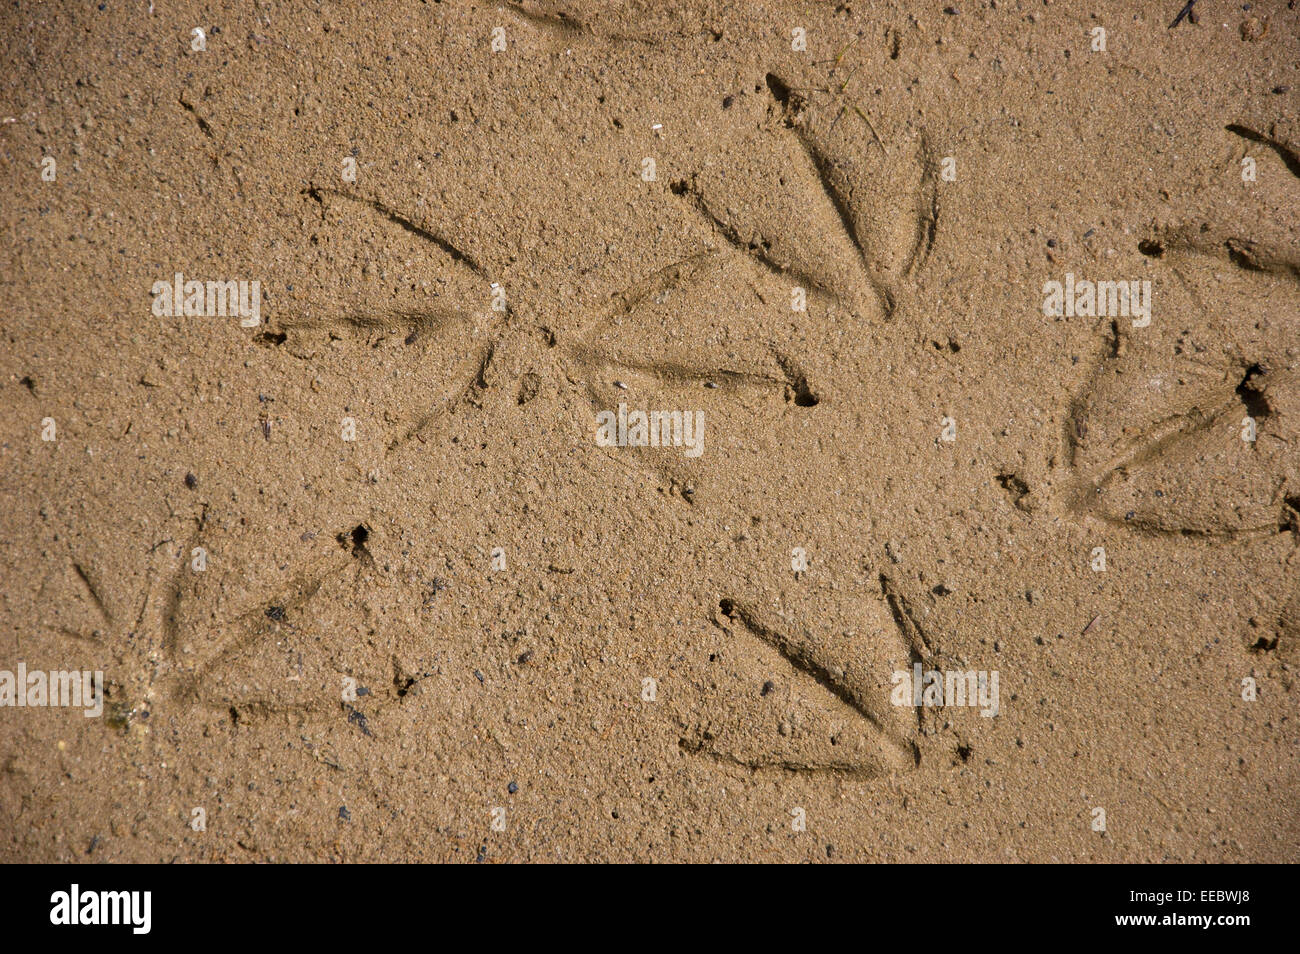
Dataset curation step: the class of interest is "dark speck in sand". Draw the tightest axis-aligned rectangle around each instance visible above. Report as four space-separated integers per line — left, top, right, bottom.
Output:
345 705 372 737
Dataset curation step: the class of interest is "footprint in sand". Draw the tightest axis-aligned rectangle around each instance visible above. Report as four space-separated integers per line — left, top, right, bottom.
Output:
1065 118 1300 660
48 5 948 779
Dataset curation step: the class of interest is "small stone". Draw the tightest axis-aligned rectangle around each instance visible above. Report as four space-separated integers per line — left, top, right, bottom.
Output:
184 472 197 488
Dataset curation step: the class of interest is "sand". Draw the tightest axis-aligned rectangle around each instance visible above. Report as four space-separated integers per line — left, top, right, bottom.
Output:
1 0 1297 863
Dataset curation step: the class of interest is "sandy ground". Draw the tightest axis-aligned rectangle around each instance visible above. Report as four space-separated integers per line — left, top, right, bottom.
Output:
1 0 1297 863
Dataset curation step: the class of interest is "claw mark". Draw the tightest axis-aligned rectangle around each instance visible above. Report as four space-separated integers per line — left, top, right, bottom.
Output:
1275 588 1300 655
1227 123 1300 180
505 1 589 37
670 177 832 299
715 597 918 759
160 566 185 655
677 735 890 779
906 137 940 279
564 251 824 408
170 555 349 705
304 186 489 279
268 307 478 355
878 574 935 660
258 307 495 454
769 348 820 406
1236 363 1272 421
177 96 215 139
1063 321 1123 470
572 348 785 395
765 73 897 316
1143 224 1300 281
55 626 101 645
568 342 820 406
1224 237 1300 279
504 2 661 46
71 562 112 625
461 341 496 407
602 251 718 318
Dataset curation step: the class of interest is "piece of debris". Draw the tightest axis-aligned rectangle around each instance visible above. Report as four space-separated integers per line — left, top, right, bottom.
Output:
1168 0 1196 29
